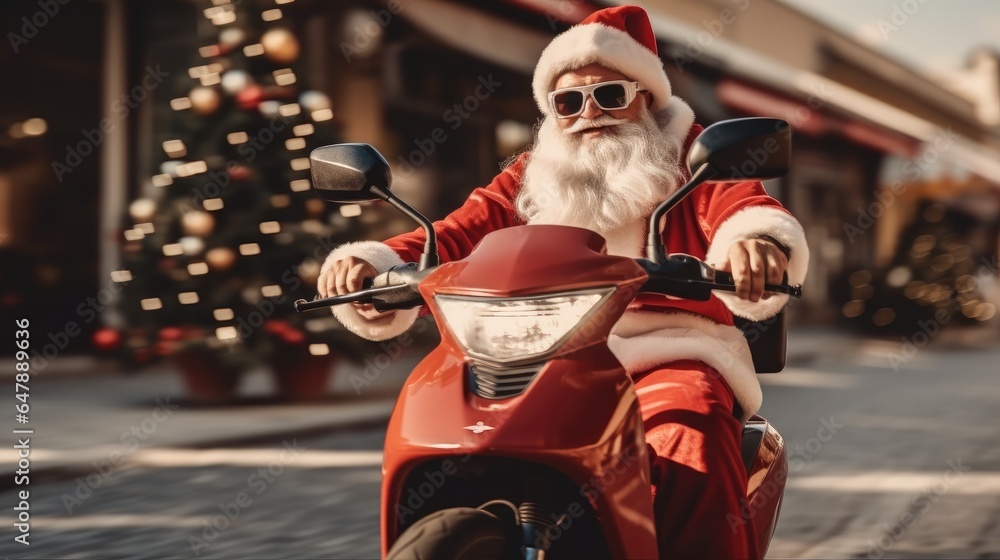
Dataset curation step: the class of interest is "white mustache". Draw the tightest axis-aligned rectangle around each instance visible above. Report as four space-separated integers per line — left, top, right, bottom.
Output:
564 116 629 134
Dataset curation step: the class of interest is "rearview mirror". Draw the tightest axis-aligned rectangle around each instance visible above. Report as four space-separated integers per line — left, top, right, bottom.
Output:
309 143 392 203
686 117 790 181
646 117 791 263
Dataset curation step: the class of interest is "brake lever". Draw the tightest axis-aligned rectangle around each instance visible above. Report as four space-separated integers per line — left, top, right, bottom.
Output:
294 280 402 312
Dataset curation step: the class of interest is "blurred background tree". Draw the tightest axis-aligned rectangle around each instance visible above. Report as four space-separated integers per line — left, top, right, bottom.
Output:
104 0 361 402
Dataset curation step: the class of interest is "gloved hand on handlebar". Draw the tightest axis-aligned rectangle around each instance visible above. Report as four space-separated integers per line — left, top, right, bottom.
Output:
319 256 396 322
715 238 789 303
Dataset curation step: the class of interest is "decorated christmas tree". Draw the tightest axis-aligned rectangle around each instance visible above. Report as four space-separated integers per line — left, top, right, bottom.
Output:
105 0 360 401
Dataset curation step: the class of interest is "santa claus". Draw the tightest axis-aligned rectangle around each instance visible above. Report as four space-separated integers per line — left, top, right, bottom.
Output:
318 5 808 558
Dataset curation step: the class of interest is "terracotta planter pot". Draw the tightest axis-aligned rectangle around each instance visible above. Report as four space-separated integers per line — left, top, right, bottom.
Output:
172 349 242 404
271 350 337 402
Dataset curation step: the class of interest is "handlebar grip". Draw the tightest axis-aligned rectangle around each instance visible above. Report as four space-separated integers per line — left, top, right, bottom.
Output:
713 271 802 298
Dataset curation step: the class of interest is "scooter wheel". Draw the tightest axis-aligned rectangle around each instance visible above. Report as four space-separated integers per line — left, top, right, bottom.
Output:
386 507 514 560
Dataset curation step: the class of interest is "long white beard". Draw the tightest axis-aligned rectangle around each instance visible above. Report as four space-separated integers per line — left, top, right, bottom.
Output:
516 107 684 233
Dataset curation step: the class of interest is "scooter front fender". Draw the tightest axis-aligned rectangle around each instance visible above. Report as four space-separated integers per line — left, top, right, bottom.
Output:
380 343 658 559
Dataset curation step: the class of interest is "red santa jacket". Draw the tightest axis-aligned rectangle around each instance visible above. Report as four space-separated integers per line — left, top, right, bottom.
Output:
321 121 809 420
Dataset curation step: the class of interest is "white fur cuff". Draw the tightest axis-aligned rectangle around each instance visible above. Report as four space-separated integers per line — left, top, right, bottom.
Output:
705 206 809 321
320 241 419 341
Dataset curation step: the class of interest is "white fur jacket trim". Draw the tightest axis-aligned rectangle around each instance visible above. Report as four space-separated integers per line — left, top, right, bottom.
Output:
319 241 419 342
608 310 761 422
705 206 809 321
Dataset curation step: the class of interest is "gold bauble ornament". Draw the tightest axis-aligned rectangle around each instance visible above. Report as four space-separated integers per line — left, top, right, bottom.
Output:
181 210 215 237
189 87 221 116
305 197 326 218
129 198 157 222
205 247 237 271
260 28 300 63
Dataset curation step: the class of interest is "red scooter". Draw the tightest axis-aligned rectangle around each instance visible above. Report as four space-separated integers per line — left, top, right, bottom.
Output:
296 118 801 559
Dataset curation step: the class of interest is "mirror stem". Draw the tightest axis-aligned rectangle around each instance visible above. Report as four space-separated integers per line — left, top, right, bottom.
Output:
369 185 439 270
646 163 716 264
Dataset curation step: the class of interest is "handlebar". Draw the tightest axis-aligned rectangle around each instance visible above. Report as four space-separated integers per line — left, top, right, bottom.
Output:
294 262 429 313
295 254 803 313
637 255 802 301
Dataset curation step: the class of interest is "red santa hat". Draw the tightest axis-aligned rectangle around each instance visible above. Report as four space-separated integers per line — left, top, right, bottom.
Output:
532 5 673 118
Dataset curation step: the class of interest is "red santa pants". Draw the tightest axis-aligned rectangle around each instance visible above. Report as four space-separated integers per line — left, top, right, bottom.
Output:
632 360 760 560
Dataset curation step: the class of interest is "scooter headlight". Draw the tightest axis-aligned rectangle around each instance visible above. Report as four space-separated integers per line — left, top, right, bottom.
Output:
435 288 614 364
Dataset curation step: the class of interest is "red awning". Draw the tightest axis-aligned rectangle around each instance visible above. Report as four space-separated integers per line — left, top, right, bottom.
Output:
717 78 920 157
505 0 601 24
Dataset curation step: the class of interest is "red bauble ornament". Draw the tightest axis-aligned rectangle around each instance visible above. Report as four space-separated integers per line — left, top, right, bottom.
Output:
281 328 306 345
92 328 121 352
236 85 265 111
159 327 185 341
229 165 251 182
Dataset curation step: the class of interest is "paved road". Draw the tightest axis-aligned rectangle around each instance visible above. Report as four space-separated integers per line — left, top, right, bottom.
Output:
2 331 999 559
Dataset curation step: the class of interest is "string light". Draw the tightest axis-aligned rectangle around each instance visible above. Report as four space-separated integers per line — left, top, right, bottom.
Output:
239 243 261 256
278 103 301 117
216 326 238 340
243 44 265 57
162 140 187 158
203 198 224 211
178 292 200 305
163 243 183 256
308 344 330 356
213 308 235 321
261 285 282 297
273 68 296 86
151 173 173 187
311 109 334 121
199 73 222 87
340 205 362 218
